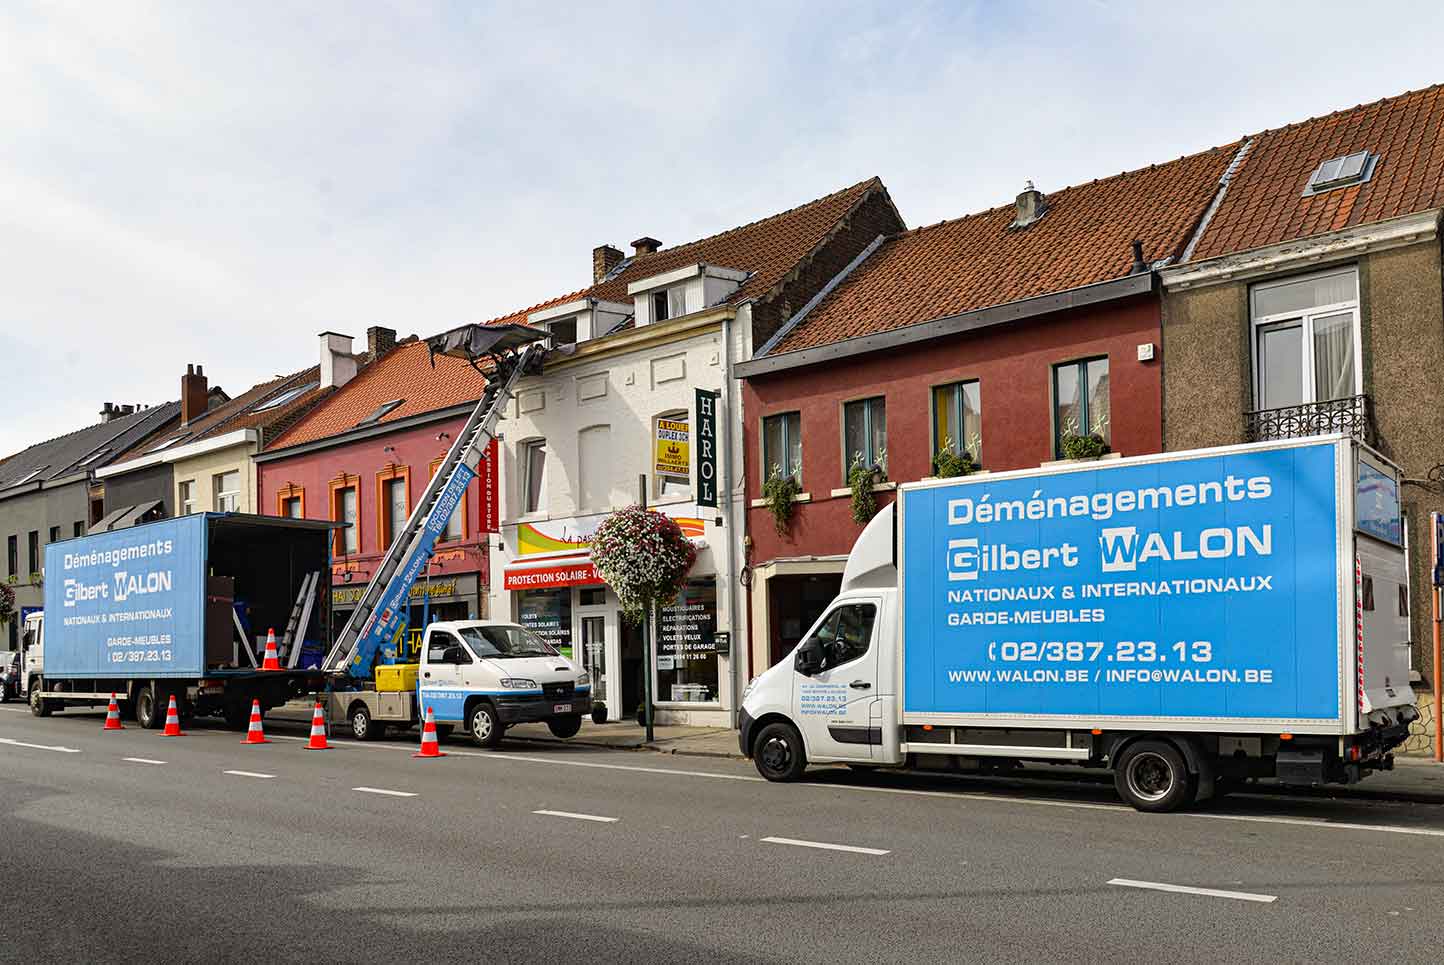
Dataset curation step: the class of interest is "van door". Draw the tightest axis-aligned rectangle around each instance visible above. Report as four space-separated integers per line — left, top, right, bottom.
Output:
418 629 472 722
791 599 881 762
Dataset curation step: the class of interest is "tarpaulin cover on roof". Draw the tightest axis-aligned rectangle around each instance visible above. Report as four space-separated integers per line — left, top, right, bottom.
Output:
427 323 547 362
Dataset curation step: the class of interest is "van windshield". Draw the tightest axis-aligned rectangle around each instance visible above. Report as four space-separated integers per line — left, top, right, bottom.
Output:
456 625 556 659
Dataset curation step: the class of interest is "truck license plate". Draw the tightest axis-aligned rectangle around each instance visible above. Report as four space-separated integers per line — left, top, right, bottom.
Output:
554 703 571 714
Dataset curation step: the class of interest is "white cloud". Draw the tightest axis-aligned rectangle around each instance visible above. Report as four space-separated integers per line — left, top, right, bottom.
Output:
3 0 1442 454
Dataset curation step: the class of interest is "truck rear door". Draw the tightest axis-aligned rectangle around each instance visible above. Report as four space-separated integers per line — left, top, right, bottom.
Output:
792 597 882 761
1353 449 1415 715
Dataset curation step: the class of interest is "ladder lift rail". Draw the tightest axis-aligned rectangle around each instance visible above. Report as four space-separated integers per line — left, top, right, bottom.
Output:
323 328 546 678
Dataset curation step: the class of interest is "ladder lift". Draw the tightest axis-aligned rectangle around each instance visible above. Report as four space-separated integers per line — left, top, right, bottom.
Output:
323 322 547 682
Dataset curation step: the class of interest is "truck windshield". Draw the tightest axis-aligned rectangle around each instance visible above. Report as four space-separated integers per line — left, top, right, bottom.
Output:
456 625 556 659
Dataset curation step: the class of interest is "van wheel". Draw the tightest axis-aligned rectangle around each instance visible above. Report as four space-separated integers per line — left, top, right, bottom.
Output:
1115 740 1192 812
134 685 161 730
29 679 52 717
468 702 504 749
754 722 807 782
349 704 380 741
547 714 582 739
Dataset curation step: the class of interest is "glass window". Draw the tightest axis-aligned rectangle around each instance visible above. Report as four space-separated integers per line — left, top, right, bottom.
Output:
1251 268 1360 409
73 521 84 539
516 589 573 659
932 380 982 464
1053 357 1111 456
357 399 405 427
804 603 877 672
27 531 39 575
48 526 59 544
843 397 887 478
383 477 407 545
521 439 547 514
459 624 554 658
253 381 318 413
426 630 467 664
547 317 577 346
650 287 686 323
282 496 302 519
762 412 802 484
651 290 669 323
655 412 691 499
213 471 240 512
578 426 611 512
335 485 358 555
656 579 719 703
178 480 196 515
7 535 17 577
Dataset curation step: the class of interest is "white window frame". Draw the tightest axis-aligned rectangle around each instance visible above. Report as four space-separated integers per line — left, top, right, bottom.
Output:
213 471 240 513
519 438 547 516
178 479 196 515
1249 266 1363 411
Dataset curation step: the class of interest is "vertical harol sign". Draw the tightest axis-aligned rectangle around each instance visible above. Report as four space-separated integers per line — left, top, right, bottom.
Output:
695 387 720 509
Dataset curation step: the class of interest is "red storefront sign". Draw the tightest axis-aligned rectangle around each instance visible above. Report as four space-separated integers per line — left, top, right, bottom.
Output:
482 437 499 533
502 559 604 590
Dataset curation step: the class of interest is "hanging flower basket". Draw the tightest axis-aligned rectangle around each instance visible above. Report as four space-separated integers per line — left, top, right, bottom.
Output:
0 581 13 626
590 505 698 624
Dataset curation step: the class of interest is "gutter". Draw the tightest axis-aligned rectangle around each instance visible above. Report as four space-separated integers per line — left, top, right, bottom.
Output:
735 270 1155 379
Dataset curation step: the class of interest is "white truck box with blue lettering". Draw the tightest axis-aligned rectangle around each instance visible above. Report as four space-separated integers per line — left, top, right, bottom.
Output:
739 435 1418 811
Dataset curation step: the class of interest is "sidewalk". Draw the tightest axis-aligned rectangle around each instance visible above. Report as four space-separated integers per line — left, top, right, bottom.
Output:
508 720 741 758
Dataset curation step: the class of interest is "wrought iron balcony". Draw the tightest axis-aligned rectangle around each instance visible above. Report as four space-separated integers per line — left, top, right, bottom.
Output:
1244 394 1376 445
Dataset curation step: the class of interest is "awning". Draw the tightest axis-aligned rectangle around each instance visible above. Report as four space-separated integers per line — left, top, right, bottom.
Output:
502 538 708 592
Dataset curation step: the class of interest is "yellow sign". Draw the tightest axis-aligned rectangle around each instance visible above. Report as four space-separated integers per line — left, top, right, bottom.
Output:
655 418 690 478
333 579 459 607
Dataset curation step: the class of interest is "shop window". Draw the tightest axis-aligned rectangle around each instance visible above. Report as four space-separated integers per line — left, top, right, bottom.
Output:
1250 267 1360 410
520 439 547 515
807 602 877 672
578 426 611 513
1053 357 1110 457
762 411 801 484
578 587 606 607
656 579 719 703
517 588 573 660
654 411 691 499
213 470 241 512
843 396 887 480
429 458 466 542
932 380 982 464
178 480 196 515
330 476 360 556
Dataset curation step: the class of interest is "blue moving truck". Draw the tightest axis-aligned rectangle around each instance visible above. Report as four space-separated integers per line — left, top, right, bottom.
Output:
739 435 1419 811
23 513 333 729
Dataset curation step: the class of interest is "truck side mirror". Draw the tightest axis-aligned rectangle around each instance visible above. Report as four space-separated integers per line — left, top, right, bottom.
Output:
794 640 823 676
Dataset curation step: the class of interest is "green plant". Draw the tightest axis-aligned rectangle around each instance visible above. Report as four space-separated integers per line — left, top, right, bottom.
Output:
847 451 887 524
931 436 979 478
762 465 802 537
1060 432 1110 460
0 581 13 626
28 572 42 587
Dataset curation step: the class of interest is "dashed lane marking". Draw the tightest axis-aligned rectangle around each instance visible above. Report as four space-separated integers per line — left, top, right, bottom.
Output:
123 757 167 765
533 809 619 823
223 769 274 779
762 836 891 856
1108 878 1277 903
353 786 417 798
0 737 81 753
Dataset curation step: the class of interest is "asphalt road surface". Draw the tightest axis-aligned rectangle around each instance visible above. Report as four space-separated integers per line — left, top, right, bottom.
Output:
3 704 1443 964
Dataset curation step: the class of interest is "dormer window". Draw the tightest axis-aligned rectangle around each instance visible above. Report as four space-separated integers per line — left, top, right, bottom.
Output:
546 317 577 346
1303 150 1377 196
651 286 687 323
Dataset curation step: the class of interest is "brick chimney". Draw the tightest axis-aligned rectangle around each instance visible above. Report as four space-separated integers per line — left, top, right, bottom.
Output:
319 332 358 389
631 236 662 257
1011 180 1047 229
181 364 209 425
366 325 397 361
592 244 624 283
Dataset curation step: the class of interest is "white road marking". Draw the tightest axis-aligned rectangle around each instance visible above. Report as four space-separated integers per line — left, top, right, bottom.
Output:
1108 878 1277 903
1184 811 1444 839
353 786 417 798
223 769 274 779
0 737 81 753
533 809 619 824
123 757 167 765
762 836 891 856
0 706 30 713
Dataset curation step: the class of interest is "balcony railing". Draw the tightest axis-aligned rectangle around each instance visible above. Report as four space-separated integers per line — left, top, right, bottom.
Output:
1244 394 1376 445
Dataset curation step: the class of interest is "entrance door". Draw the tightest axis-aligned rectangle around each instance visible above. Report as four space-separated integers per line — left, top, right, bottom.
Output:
792 599 880 762
581 616 609 718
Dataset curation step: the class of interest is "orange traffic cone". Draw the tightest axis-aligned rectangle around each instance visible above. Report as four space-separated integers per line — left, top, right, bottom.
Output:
413 705 445 758
160 694 185 737
103 693 124 731
241 699 271 744
304 701 330 750
260 629 282 671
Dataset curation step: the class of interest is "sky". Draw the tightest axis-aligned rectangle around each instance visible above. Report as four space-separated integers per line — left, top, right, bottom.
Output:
3 0 1443 456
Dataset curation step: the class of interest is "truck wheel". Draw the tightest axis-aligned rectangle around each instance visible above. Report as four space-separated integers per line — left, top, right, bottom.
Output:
468 702 504 749
547 714 583 739
753 722 807 782
223 698 250 731
349 703 381 741
29 679 52 717
1115 740 1192 812
135 686 161 730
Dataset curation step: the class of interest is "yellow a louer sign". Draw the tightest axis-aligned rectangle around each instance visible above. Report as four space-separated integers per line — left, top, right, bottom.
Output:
655 418 690 478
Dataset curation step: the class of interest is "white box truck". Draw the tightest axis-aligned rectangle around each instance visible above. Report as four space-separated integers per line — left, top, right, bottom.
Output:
739 435 1419 811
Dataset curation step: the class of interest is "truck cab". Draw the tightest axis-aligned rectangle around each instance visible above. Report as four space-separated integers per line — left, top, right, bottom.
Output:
334 619 591 748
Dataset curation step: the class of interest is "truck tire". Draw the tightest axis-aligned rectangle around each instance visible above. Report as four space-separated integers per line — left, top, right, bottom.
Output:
547 714 582 739
29 679 52 717
468 702 504 749
753 721 807 782
135 685 161 730
223 698 250 731
1115 740 1192 812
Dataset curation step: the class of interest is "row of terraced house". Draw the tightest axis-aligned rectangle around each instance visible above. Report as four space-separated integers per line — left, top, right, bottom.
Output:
2 86 1442 747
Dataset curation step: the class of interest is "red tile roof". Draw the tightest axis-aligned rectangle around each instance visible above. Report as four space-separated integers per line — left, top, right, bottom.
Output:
589 178 889 308
1190 84 1444 261
767 148 1238 355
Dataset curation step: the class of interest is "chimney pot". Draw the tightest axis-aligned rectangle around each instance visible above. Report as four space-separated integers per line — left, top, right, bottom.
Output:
631 236 662 257
592 244 625 283
1130 239 1147 274
1011 181 1047 229
99 402 115 423
181 364 209 425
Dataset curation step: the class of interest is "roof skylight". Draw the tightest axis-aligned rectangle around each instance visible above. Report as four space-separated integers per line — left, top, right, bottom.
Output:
5 466 48 487
146 435 187 454
357 399 406 427
254 381 319 413
1304 150 1377 196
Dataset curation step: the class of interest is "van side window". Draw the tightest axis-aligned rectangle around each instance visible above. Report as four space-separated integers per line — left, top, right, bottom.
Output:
427 631 470 664
807 603 877 670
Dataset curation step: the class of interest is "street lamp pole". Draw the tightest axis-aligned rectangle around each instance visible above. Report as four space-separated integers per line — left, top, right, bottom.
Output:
640 473 655 744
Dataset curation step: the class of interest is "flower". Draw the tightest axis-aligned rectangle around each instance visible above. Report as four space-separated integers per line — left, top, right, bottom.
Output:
590 505 697 624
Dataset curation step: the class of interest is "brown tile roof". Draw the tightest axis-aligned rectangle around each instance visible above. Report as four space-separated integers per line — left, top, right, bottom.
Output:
1189 84 1444 261
767 148 1238 355
589 178 888 309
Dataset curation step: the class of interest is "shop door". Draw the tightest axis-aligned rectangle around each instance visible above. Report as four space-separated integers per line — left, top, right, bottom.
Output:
581 616 609 719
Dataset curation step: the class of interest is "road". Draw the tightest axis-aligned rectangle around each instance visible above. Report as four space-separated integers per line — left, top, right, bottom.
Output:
3 704 1443 964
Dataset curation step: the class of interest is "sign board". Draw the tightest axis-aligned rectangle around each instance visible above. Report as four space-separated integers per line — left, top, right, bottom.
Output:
503 560 603 591
902 441 1342 720
655 418 690 478
482 437 500 533
334 579 459 608
43 516 204 677
695 388 720 509
713 630 730 655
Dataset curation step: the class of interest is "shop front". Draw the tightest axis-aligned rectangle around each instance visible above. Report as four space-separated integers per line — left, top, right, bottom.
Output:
332 570 484 661
498 509 730 726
